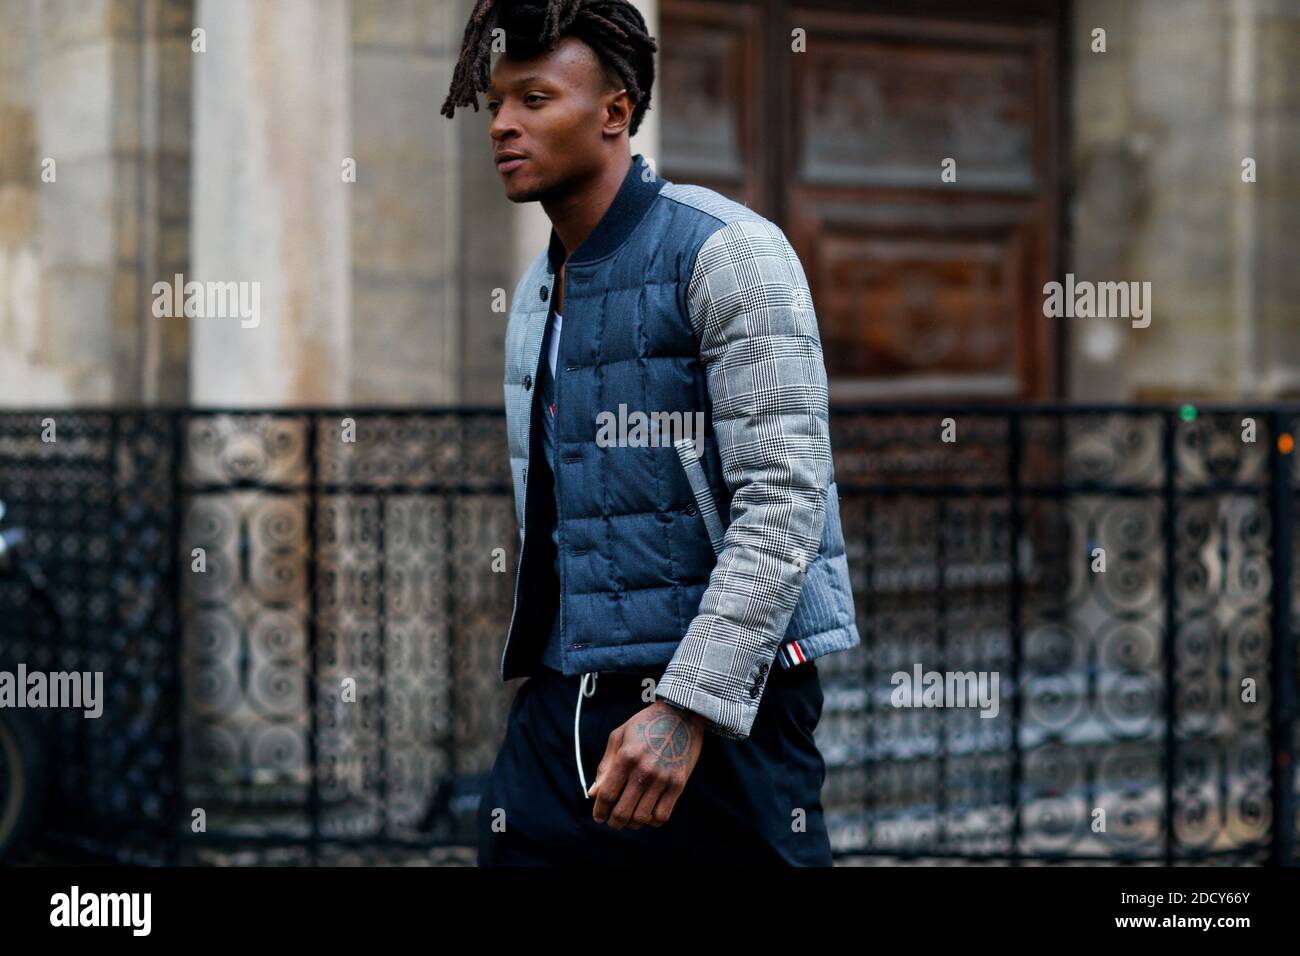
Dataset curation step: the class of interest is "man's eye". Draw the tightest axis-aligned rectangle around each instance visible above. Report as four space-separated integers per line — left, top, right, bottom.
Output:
524 94 543 105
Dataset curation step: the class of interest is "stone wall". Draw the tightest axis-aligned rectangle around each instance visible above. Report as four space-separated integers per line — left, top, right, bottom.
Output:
351 0 462 405
189 0 351 405
0 0 192 405
1069 0 1300 400
0 0 654 409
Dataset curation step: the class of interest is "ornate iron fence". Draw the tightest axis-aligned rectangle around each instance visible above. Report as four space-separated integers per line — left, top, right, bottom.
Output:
0 406 1295 864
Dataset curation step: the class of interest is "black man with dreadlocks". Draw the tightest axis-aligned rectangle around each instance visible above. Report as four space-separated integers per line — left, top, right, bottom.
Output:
444 0 861 867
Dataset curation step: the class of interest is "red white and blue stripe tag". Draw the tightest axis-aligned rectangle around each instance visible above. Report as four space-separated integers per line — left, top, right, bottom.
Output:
780 640 808 667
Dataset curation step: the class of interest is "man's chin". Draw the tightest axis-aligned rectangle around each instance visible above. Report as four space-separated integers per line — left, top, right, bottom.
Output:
500 169 554 203
504 183 546 203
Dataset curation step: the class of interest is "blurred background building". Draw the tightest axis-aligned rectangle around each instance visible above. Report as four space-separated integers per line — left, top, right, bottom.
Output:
1 0 1297 409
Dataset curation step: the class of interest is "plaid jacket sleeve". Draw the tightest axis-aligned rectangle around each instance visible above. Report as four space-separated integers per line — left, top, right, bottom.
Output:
653 219 832 740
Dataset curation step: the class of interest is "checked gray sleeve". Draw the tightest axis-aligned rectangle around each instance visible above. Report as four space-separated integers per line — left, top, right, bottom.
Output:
653 219 832 741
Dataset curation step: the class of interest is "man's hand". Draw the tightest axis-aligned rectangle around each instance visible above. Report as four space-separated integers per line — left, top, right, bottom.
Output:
587 701 705 830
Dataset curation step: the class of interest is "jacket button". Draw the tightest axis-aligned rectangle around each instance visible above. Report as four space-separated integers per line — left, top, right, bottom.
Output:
539 285 548 302
749 685 761 699
522 467 527 482
523 374 532 390
758 662 768 675
684 503 697 516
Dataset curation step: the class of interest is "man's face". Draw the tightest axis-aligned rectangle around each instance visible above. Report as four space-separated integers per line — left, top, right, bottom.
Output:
486 36 628 202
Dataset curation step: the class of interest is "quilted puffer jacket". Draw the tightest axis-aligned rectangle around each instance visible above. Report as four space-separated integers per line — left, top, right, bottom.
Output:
502 152 860 740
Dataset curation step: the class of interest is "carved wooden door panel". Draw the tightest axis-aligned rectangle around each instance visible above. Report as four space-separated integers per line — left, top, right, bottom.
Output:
660 1 1063 400
656 0 769 211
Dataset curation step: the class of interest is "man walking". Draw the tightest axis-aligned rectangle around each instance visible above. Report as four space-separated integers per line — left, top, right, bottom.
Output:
441 0 860 866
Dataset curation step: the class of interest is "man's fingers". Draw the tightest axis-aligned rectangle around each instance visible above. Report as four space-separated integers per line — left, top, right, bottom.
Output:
626 780 670 830
591 745 631 821
649 784 680 825
587 726 623 800
606 762 654 830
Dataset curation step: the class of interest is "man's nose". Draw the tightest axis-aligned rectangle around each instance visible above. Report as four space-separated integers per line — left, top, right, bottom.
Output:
490 104 520 141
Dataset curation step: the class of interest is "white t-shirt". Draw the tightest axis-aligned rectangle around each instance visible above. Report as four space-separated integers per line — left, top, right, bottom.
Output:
547 311 563 376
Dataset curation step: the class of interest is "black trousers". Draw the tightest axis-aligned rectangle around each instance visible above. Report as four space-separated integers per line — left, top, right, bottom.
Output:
476 656 832 866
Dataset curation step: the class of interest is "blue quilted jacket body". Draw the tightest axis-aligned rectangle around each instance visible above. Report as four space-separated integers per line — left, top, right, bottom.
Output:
502 153 860 739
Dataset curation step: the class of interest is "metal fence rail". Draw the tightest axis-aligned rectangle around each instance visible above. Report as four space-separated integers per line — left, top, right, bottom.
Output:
0 406 1295 865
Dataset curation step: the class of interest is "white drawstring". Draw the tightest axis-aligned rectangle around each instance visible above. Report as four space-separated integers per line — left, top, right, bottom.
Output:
575 671 598 798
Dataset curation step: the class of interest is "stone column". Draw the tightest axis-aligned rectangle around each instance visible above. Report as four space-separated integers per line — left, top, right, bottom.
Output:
1070 0 1300 401
350 0 462 404
190 0 351 405
0 0 192 405
32 0 120 403
123 0 196 404
1247 1 1300 396
0 0 46 401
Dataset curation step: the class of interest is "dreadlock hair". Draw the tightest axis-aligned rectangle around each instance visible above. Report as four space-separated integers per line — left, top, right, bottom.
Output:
440 0 657 138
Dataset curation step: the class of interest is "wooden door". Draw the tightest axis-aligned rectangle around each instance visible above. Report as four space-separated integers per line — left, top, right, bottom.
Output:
660 0 1064 401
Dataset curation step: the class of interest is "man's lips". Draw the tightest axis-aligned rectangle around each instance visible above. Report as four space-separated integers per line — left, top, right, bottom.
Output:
497 155 527 172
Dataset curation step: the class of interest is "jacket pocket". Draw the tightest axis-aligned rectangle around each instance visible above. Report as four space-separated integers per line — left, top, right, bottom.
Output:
673 437 726 555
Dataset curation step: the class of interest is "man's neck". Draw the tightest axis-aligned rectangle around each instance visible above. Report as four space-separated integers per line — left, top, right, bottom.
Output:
542 151 634 266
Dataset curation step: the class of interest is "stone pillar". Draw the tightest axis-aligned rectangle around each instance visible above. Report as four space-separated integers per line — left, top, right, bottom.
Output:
0 0 191 405
0 0 46 401
1070 0 1300 401
190 0 351 405
1247 1 1300 396
32 0 119 403
123 0 195 405
350 0 462 404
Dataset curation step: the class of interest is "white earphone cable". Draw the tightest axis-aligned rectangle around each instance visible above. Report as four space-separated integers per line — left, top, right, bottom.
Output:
574 671 598 798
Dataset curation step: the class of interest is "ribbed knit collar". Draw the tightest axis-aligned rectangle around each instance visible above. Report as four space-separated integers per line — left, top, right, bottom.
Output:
545 153 666 273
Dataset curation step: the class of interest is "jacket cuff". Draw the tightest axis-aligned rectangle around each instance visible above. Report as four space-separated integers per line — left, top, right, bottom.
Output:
655 651 773 741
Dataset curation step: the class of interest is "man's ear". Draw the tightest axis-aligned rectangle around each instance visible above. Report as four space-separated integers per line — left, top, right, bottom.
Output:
602 88 634 136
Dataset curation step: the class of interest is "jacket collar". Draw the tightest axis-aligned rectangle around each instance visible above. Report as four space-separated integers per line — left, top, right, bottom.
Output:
546 152 666 273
